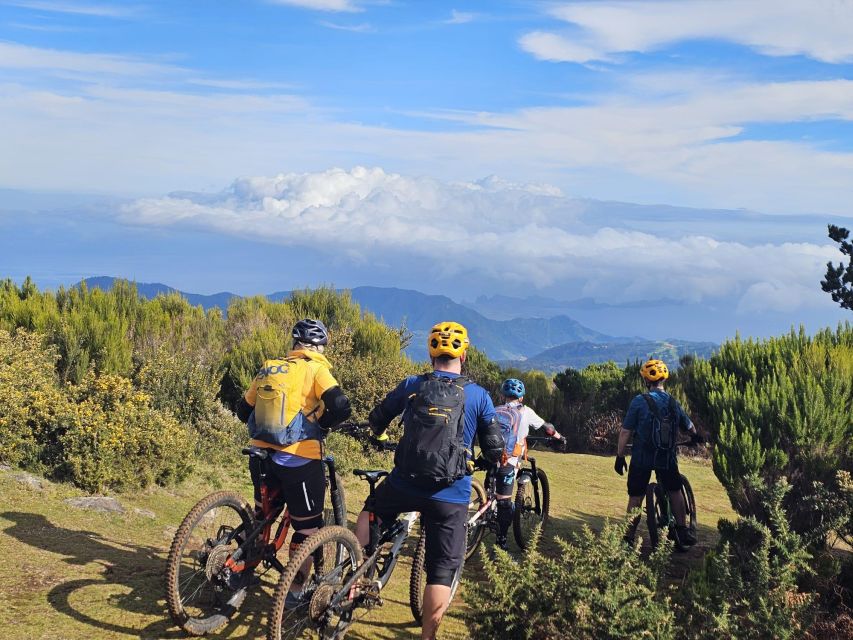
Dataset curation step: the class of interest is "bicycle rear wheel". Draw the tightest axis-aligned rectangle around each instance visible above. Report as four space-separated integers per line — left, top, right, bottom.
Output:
671 474 697 551
409 525 465 627
513 468 550 550
645 483 662 548
165 491 253 636
267 525 363 640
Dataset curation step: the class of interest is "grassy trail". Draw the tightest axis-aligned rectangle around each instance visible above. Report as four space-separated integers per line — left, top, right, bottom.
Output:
0 451 735 639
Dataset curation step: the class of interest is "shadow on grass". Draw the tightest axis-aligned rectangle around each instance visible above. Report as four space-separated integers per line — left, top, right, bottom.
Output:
2 511 273 639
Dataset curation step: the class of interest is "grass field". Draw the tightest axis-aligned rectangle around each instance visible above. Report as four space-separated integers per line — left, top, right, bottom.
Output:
0 450 736 639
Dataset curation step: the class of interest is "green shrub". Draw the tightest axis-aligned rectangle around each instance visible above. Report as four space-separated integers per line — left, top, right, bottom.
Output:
136 346 221 424
465 523 675 640
681 325 853 533
676 479 815 640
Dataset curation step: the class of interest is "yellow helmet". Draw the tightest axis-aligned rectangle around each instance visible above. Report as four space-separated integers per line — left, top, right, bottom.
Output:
640 359 669 382
428 321 470 359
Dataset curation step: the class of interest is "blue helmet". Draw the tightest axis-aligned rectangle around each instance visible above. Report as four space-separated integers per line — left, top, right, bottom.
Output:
292 318 329 346
501 378 525 399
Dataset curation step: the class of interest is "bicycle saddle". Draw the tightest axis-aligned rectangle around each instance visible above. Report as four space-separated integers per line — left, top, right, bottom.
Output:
353 469 389 483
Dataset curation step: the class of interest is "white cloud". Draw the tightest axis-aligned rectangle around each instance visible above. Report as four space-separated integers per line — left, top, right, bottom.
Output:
522 0 853 64
318 20 373 32
120 167 840 313
3 41 853 215
267 0 362 12
518 31 613 64
3 0 140 18
0 42 183 76
445 10 476 25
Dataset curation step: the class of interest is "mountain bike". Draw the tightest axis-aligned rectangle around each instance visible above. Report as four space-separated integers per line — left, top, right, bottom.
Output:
461 454 551 557
267 461 464 640
645 441 699 551
165 446 346 636
512 456 550 550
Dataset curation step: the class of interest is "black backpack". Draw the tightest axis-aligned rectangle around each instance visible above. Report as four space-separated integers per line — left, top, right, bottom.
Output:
394 373 470 489
642 392 678 459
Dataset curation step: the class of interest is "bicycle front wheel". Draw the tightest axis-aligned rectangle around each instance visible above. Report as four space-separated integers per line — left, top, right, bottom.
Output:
267 525 363 640
165 491 253 636
324 472 347 528
465 477 488 560
513 468 550 550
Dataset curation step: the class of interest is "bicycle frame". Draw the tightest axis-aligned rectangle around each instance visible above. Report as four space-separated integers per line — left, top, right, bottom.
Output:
326 476 418 613
365 509 420 589
467 472 497 531
223 452 342 576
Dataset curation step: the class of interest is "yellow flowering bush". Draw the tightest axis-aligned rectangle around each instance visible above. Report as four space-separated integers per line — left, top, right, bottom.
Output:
0 329 67 469
0 330 195 492
59 372 196 492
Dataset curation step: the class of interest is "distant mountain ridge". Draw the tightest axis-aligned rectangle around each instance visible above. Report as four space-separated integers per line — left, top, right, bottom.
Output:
80 277 717 366
503 339 719 373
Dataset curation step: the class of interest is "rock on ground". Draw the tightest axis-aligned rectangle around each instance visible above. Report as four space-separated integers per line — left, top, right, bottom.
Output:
64 496 125 514
12 472 47 491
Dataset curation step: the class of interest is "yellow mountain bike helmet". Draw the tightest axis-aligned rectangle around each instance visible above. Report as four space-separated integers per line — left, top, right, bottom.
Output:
640 359 669 382
428 321 470 359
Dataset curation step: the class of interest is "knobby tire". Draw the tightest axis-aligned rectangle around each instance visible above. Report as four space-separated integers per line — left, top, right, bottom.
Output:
513 468 550 550
408 523 465 627
464 477 488 560
267 525 363 640
165 491 253 636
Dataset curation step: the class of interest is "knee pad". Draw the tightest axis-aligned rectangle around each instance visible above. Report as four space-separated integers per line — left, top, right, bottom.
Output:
426 565 456 587
292 513 324 532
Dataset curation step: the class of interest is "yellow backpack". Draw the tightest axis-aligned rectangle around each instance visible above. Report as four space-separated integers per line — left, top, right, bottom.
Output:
251 357 322 447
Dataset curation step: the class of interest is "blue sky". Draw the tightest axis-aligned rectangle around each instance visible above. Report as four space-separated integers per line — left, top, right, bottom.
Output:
1 0 852 339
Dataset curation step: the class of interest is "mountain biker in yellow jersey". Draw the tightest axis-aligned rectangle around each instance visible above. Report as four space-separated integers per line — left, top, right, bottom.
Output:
615 359 703 545
235 319 352 587
493 378 565 550
355 322 504 640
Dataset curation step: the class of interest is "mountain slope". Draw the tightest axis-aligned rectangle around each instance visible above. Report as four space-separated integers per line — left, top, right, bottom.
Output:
346 286 616 360
84 276 238 311
506 339 719 373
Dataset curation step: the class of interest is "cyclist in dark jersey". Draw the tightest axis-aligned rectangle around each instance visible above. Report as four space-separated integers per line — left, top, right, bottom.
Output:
615 359 703 545
355 321 504 640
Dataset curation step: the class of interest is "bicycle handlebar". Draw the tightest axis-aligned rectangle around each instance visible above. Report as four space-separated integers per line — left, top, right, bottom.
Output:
333 422 398 452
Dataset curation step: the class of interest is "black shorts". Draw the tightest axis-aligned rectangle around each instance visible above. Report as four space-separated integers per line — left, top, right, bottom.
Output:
249 456 326 519
367 480 467 586
493 464 516 497
627 463 683 497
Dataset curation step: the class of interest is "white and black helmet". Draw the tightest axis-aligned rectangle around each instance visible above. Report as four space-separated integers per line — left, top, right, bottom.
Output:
292 318 329 346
